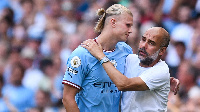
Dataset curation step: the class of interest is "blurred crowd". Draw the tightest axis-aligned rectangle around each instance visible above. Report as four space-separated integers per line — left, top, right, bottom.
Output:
0 0 200 112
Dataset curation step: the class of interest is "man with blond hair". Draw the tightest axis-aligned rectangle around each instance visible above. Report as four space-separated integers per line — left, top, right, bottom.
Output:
62 4 134 112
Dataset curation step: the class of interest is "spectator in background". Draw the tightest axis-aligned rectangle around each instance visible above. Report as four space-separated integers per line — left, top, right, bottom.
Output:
0 40 10 64
40 28 63 58
38 58 63 106
0 74 19 112
27 89 53 112
0 75 13 112
165 3 195 78
170 41 186 77
174 41 186 64
59 0 77 35
51 55 64 106
0 13 13 42
167 59 200 112
11 23 27 48
190 14 200 88
170 4 194 58
20 0 35 29
191 14 200 69
3 46 21 85
0 0 9 11
185 86 200 111
21 46 44 92
2 62 35 111
176 60 198 103
20 0 46 41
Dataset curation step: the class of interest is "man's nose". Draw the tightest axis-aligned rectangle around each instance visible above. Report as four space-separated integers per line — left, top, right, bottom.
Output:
128 27 133 33
141 41 148 49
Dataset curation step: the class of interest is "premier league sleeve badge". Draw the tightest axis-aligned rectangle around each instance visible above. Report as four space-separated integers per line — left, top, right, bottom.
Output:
71 56 81 68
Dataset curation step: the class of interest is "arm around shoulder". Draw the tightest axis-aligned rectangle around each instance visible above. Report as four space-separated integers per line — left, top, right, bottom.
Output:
118 77 149 91
101 62 149 91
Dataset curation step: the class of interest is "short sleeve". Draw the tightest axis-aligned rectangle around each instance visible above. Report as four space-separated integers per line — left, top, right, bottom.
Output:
62 46 89 90
139 63 170 90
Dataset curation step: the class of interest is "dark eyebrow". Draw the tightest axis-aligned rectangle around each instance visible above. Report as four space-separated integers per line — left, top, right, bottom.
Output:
142 36 156 45
148 40 156 45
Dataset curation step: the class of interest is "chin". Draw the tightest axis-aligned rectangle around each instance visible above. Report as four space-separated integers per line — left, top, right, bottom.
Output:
121 38 126 41
119 39 127 42
138 55 145 60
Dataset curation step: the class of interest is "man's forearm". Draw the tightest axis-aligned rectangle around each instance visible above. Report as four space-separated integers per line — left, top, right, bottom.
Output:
63 98 80 112
101 62 149 91
101 62 129 90
63 85 80 112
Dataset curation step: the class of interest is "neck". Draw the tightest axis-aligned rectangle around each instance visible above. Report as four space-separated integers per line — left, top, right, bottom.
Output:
96 33 118 51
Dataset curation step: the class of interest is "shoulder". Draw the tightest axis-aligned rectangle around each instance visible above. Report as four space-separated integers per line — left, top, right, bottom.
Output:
127 54 138 59
67 46 97 66
65 46 88 64
126 54 139 62
117 42 132 49
69 46 92 60
140 61 170 90
154 60 169 72
117 42 133 54
148 60 170 80
71 46 89 56
125 54 139 67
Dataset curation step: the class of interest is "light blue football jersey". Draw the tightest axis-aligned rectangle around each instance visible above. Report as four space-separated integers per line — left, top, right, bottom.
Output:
62 42 133 112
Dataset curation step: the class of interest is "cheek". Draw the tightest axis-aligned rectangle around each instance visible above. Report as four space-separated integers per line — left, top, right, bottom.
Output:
138 41 143 48
147 48 157 56
117 24 127 31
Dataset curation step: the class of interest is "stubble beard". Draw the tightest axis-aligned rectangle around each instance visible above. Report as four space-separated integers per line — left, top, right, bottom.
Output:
138 48 160 66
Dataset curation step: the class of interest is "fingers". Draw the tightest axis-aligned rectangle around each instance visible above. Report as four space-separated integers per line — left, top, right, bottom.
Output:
81 39 98 51
174 89 177 95
81 43 88 49
82 39 96 46
82 39 90 46
174 79 180 95
170 77 174 82
174 87 179 95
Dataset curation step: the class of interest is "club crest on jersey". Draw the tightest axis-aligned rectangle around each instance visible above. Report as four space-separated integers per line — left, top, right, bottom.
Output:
110 60 117 68
71 56 81 68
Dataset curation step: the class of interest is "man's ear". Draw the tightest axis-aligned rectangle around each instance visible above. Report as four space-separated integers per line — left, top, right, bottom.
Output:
159 47 167 55
110 18 116 27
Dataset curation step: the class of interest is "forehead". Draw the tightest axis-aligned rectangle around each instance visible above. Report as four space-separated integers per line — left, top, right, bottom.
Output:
119 13 133 23
143 29 163 41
